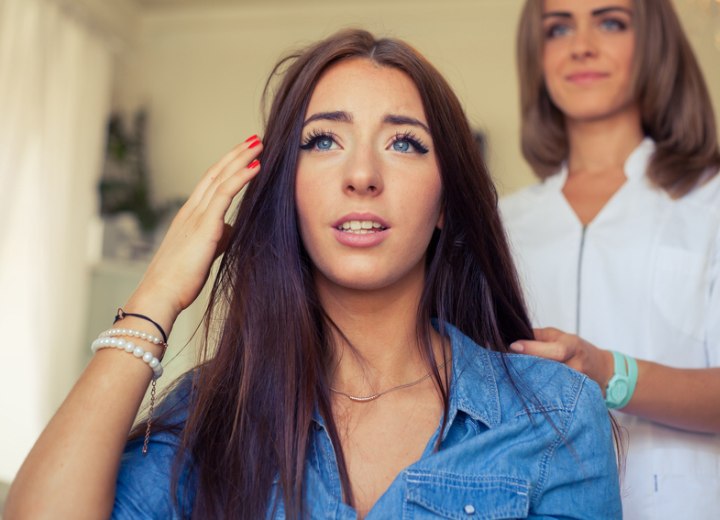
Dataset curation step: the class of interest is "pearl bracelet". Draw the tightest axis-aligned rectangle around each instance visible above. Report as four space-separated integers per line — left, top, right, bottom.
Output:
91 336 164 379
99 328 167 348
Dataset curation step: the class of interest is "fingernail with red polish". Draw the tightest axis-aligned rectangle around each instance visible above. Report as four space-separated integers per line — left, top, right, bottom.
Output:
249 140 262 149
244 134 258 142
248 159 260 169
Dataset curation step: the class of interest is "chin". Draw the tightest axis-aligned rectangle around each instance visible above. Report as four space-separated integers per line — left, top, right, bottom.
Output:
315 263 425 295
556 95 636 124
325 272 398 292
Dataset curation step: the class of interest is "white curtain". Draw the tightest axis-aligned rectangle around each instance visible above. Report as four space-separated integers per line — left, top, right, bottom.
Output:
0 0 112 482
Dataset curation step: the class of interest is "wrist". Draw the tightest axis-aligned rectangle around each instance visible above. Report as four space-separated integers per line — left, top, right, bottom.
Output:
604 351 638 410
122 291 181 340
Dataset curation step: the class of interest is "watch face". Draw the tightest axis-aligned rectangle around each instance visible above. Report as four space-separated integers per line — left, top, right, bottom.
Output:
609 379 629 402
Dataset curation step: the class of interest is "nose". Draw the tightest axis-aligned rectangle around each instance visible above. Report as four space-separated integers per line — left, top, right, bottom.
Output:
570 26 598 60
343 145 383 196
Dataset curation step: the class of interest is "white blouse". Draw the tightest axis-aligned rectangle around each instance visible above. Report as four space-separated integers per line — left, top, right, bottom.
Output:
500 138 720 519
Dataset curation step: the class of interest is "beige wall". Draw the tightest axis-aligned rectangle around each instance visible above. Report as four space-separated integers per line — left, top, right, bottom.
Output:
112 0 720 206
112 0 533 201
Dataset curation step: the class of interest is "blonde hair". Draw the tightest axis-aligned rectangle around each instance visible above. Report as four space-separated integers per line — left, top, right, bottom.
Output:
517 0 720 197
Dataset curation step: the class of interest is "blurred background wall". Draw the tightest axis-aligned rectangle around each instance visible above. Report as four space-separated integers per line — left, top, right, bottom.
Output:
0 0 718 489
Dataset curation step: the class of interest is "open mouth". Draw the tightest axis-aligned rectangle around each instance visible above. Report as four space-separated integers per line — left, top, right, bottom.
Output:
337 220 388 234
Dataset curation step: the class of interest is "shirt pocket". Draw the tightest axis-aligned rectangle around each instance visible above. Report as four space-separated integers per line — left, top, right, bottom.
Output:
403 471 530 520
652 246 709 342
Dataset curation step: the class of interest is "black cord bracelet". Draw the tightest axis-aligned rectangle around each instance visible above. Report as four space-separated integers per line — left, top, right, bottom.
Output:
114 307 168 344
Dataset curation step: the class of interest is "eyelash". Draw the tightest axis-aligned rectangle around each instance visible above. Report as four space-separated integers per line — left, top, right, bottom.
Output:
299 129 430 154
544 17 629 39
392 131 429 154
299 128 337 150
599 17 628 32
545 23 570 39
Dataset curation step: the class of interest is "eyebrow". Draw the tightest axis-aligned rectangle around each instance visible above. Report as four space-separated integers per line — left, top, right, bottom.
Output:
303 111 352 126
303 111 430 133
542 6 633 19
384 114 430 133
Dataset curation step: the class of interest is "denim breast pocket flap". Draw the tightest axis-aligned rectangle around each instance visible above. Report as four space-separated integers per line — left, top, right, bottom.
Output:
404 471 530 519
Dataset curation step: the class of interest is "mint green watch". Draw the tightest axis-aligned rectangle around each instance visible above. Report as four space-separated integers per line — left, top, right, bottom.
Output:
605 351 638 410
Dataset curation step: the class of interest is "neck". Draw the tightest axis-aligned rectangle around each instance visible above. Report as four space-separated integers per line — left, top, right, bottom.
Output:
316 268 443 395
565 105 644 175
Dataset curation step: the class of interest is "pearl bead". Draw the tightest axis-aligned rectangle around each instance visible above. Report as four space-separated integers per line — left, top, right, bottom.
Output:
92 330 164 379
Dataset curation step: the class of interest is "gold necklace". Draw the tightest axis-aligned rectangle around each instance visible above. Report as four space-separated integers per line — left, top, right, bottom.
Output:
330 361 448 403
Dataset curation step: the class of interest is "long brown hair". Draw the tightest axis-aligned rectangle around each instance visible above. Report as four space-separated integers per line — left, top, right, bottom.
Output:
158 29 532 518
517 0 720 196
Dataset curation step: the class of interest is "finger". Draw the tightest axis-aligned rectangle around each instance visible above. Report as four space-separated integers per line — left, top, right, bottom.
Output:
214 142 263 188
187 136 261 208
509 340 572 362
533 327 562 342
202 161 262 224
199 141 263 213
210 135 261 181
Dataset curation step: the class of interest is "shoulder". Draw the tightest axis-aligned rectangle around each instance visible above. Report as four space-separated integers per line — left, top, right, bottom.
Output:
492 349 604 420
449 326 604 424
499 183 544 219
499 176 562 233
443 327 620 515
662 168 720 257
682 168 720 212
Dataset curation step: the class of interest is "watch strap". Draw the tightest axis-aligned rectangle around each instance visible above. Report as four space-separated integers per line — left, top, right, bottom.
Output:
605 351 638 410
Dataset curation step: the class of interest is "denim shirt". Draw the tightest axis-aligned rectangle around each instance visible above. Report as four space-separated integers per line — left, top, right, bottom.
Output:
114 324 621 519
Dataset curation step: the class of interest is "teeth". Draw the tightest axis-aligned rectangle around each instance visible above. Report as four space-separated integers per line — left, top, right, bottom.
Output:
338 220 386 233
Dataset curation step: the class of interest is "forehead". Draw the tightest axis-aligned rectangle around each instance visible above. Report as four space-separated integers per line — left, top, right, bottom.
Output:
542 0 634 14
305 58 426 120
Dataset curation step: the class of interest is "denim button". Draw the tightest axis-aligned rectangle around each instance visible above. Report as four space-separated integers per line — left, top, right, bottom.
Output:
464 504 476 515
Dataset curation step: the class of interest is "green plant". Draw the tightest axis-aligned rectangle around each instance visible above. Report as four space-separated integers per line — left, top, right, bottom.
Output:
98 110 179 234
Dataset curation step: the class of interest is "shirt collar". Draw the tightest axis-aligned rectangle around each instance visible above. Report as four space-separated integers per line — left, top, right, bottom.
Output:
443 323 502 431
624 137 655 180
311 323 503 432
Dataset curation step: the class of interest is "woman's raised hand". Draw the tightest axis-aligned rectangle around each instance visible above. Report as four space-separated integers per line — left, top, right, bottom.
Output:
126 136 263 330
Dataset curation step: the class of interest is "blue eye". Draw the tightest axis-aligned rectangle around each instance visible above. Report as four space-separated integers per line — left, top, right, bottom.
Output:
316 137 334 150
392 140 411 153
545 23 572 39
391 132 429 155
599 18 628 32
300 131 338 151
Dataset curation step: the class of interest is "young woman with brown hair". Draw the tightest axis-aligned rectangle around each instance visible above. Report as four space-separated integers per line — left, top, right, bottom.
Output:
7 29 620 519
503 0 720 517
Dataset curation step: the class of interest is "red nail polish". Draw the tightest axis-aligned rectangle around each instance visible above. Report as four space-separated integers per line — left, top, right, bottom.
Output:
249 140 262 149
248 159 260 169
244 134 258 142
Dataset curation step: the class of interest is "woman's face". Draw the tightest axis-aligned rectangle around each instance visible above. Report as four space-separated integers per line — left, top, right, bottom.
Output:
295 58 443 295
541 0 637 122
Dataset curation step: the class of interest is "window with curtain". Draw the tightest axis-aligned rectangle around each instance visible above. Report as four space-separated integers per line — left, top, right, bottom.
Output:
0 0 113 483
